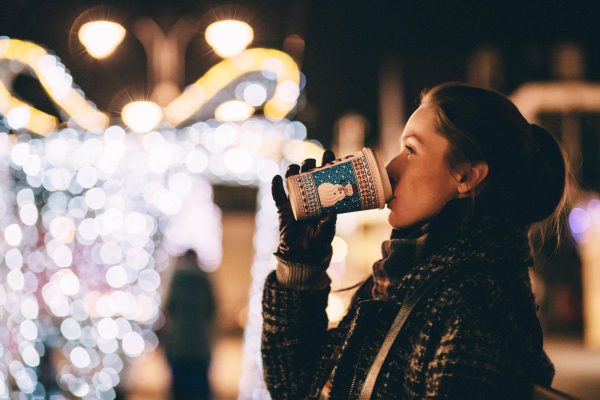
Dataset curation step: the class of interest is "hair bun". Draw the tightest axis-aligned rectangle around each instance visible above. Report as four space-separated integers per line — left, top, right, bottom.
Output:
519 124 566 223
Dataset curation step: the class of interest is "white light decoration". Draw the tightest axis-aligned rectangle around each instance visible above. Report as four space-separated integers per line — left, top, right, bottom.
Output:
0 116 314 398
121 101 163 132
4 223 22 246
78 21 126 59
215 100 255 122
205 20 254 58
243 82 268 106
0 127 223 397
0 34 312 399
6 106 31 130
7 269 25 290
121 331 144 357
70 346 91 369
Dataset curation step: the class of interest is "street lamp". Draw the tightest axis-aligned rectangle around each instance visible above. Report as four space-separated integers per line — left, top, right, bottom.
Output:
77 21 126 59
204 20 254 58
77 16 255 108
121 101 163 132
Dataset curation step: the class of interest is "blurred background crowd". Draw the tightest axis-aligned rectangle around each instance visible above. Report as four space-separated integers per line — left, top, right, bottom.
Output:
0 0 599 399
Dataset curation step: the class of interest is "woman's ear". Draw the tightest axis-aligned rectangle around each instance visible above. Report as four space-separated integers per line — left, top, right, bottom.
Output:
456 162 489 197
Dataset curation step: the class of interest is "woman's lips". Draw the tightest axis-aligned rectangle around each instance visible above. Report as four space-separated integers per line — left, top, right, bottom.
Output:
386 196 396 208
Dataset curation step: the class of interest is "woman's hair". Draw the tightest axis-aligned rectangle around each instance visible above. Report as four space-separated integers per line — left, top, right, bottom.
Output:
420 82 569 231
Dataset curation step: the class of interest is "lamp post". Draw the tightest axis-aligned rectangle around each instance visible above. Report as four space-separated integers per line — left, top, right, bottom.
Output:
77 16 255 120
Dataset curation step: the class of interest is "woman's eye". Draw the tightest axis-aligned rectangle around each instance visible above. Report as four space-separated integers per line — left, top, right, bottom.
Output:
405 145 415 156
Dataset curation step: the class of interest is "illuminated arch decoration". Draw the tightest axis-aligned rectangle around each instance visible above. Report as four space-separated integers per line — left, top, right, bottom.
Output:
0 38 301 136
164 48 300 125
0 38 109 134
0 37 311 399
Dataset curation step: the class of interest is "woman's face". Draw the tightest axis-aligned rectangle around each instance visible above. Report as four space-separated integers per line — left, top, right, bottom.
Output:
385 104 460 229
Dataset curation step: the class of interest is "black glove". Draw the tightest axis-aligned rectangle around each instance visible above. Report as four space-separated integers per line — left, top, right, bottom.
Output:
271 150 337 263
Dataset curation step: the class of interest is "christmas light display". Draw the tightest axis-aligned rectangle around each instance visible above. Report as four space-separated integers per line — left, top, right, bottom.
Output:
0 117 314 398
0 32 311 399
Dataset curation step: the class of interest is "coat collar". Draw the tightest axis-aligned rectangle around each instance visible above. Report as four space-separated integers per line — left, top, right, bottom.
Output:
382 202 532 305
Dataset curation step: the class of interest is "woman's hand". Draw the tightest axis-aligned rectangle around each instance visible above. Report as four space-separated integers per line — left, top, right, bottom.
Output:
271 150 337 262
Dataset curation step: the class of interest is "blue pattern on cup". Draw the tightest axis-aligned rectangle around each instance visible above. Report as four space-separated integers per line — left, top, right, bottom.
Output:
312 161 361 213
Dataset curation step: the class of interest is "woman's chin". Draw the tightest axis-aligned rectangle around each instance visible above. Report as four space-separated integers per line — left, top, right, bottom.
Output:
387 213 402 229
387 212 425 231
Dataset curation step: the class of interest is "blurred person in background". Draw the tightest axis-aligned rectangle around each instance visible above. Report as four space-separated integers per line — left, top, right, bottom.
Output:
162 249 216 400
262 83 568 399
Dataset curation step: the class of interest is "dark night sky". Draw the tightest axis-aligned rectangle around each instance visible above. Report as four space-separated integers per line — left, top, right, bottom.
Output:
2 0 600 146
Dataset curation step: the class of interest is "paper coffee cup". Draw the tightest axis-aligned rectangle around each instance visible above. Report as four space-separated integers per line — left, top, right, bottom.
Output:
286 148 392 220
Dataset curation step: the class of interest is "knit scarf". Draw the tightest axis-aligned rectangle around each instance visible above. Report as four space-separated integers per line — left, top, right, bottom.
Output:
371 225 429 300
371 199 533 301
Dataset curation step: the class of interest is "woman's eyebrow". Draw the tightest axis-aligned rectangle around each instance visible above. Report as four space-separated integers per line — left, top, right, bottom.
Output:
402 133 424 144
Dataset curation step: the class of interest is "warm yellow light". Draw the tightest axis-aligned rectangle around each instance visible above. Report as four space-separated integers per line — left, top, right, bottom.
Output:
331 236 349 263
164 48 300 126
282 140 324 164
326 294 346 323
214 100 254 122
78 21 126 59
205 20 254 58
0 82 57 135
0 38 107 134
121 101 163 132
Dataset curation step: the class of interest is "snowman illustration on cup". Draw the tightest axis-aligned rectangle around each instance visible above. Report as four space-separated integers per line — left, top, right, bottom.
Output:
317 179 359 208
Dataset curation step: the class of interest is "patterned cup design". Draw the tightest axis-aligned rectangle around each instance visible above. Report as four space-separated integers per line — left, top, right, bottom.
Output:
286 148 392 220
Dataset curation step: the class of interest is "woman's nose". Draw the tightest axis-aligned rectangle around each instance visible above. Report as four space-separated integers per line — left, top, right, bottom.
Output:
385 159 398 178
385 157 400 187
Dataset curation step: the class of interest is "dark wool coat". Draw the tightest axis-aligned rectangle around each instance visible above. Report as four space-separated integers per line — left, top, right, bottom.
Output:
261 215 555 399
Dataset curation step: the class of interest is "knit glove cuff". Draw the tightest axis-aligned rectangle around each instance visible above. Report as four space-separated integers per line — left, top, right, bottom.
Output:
274 251 332 290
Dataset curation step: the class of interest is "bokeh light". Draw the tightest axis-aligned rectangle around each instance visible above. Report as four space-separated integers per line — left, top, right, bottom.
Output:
78 21 126 59
121 101 163 133
0 115 316 398
0 30 310 398
242 83 268 106
205 20 254 58
215 100 255 122
570 199 600 243
6 106 31 130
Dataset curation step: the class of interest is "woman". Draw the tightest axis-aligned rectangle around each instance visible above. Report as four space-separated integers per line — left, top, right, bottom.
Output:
262 83 566 399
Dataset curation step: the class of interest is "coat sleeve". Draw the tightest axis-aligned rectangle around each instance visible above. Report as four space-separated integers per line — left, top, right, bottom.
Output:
261 271 372 399
261 271 330 399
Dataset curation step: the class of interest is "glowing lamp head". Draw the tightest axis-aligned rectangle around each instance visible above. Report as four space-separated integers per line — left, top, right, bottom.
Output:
205 20 254 58
121 101 163 132
215 100 254 122
78 21 126 59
